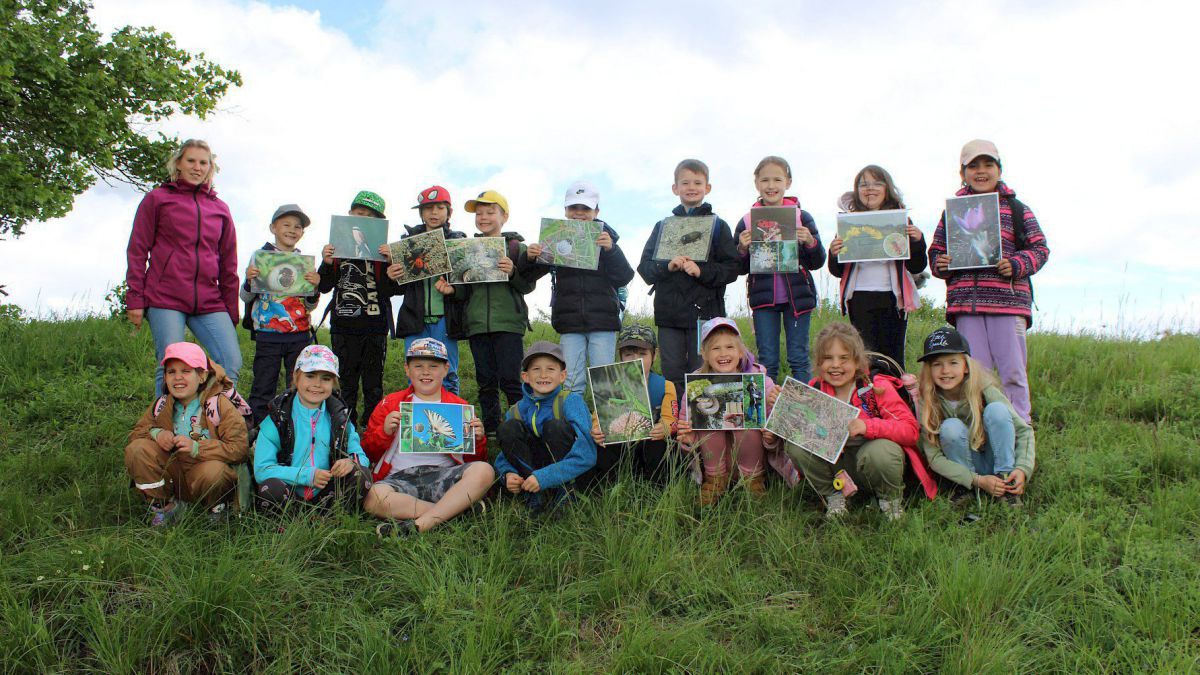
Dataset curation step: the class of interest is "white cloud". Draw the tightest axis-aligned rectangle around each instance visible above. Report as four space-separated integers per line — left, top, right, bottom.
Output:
2 0 1197 337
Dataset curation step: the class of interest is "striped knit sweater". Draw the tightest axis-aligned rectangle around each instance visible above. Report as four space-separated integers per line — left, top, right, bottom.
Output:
928 182 1049 326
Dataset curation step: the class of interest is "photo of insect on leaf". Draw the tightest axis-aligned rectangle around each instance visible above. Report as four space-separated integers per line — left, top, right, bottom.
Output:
445 237 509 284
387 228 452 285
250 250 317 296
685 373 767 431
836 209 910 263
588 360 654 445
536 218 602 270
398 402 476 454
653 215 715 262
764 377 860 464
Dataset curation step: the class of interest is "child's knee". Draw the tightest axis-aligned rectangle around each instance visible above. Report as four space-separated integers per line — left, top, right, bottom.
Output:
465 461 495 484
256 478 290 505
496 418 525 444
363 483 394 514
982 401 1011 425
124 439 161 468
939 418 969 445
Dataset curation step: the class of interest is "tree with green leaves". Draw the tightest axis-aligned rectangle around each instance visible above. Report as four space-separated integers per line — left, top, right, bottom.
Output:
0 0 241 237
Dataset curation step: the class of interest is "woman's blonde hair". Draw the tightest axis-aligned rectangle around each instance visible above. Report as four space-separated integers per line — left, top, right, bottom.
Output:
165 138 219 185
698 325 748 373
812 322 870 385
918 354 996 449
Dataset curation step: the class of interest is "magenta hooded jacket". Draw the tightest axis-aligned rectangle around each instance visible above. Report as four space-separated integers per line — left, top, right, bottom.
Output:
125 180 240 325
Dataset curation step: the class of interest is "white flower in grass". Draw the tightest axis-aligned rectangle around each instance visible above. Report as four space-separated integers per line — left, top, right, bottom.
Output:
36 576 44 581
82 565 90 571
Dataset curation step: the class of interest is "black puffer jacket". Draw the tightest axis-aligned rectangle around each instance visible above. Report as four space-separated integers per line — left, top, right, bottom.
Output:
393 223 467 338
516 220 635 333
636 204 741 328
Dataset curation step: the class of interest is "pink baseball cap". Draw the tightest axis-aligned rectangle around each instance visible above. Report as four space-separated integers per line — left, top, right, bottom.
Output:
700 317 741 344
161 342 208 370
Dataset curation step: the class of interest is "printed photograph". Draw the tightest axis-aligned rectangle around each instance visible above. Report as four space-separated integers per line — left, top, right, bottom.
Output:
387 228 452 285
653 215 715 262
536 218 602 270
945 193 1002 270
249 250 316 296
445 237 509 284
764 377 860 464
685 373 767 431
330 215 389 262
749 206 799 273
588 359 654 445
836 209 911 263
397 402 476 455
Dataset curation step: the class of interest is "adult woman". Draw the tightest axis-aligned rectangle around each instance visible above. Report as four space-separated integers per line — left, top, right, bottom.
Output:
126 138 242 394
828 165 928 368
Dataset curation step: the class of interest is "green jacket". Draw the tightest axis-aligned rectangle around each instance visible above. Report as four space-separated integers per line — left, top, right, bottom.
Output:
454 232 533 336
920 385 1036 488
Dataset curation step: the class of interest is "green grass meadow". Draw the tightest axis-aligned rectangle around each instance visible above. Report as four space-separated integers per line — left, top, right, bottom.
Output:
0 306 1198 672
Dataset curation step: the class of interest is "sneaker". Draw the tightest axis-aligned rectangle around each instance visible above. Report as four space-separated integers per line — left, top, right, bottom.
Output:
376 520 419 538
824 492 848 519
1000 492 1023 508
207 502 229 524
148 500 187 528
878 497 904 521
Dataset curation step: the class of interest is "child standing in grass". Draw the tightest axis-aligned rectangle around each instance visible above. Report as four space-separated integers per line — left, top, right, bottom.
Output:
241 204 322 426
915 327 1034 506
733 156 825 383
589 324 679 484
253 345 372 513
442 190 534 436
520 180 636 395
494 341 597 512
637 159 742 394
929 140 1050 423
362 338 492 536
781 323 936 520
676 318 797 506
389 186 467 394
317 190 399 427
828 165 927 369
124 342 249 526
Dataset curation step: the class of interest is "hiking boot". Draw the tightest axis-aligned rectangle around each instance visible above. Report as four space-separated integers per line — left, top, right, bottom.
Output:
1000 492 1023 508
376 520 419 538
149 501 187 528
744 473 768 497
824 492 848 519
878 497 904 521
698 472 729 507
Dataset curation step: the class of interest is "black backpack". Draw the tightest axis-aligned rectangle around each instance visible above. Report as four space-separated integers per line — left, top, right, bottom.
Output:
1007 197 1037 309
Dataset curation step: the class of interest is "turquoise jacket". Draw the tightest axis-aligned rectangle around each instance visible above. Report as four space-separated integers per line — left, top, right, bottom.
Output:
253 396 369 491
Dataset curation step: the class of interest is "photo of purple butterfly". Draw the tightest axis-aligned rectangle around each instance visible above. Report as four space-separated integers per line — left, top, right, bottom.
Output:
945 193 1002 271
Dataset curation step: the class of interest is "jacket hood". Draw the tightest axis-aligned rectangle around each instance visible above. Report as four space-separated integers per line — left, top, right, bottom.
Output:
751 195 800 209
201 361 236 400
162 179 218 198
956 181 1016 198
596 219 619 243
672 203 714 217
404 222 464 237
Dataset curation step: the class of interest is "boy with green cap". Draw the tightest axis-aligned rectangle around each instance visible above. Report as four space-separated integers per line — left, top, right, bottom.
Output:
317 190 400 427
441 189 534 435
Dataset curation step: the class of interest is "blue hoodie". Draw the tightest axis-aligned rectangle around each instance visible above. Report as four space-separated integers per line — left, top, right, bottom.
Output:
494 383 597 490
254 396 369 491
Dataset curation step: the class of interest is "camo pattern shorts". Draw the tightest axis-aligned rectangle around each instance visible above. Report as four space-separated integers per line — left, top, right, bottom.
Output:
377 463 470 503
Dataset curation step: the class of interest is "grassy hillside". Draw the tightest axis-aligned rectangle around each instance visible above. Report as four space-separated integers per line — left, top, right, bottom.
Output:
0 307 1197 673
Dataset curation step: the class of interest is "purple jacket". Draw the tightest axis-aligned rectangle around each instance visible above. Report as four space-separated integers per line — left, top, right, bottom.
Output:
126 180 240 324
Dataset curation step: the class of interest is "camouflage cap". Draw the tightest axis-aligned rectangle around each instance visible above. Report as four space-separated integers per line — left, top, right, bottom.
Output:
616 324 657 351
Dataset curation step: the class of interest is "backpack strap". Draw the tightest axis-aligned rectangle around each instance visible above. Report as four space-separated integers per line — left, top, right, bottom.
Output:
152 394 169 419
1005 196 1036 309
552 388 571 420
647 373 667 422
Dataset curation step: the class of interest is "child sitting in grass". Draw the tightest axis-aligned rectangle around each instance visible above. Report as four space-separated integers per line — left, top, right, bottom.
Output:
589 324 678 484
252 345 372 514
124 342 249 526
916 326 1035 506
676 318 797 506
780 322 936 520
493 341 596 512
362 338 493 536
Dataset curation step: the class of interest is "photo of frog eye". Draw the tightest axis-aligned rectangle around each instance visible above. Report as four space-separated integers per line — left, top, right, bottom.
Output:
250 251 317 296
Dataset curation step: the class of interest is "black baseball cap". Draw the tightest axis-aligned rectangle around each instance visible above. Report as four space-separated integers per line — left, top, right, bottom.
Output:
918 327 971 362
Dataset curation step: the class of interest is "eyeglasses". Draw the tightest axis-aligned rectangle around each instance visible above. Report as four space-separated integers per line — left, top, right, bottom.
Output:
857 181 886 190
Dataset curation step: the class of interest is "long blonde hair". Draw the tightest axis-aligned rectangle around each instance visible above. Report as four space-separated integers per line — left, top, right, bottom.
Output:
918 354 996 449
698 326 749 374
165 138 219 185
812 322 871 386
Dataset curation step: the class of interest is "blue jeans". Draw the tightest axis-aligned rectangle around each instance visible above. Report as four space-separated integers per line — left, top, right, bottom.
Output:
405 317 460 394
939 402 1016 476
147 308 242 396
560 331 617 395
752 305 811 383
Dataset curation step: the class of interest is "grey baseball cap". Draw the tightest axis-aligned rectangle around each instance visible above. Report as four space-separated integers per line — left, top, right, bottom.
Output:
271 203 311 228
522 340 566 370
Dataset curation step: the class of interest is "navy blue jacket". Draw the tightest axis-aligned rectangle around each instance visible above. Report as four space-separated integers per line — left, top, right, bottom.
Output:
732 200 825 315
637 203 741 328
393 223 468 338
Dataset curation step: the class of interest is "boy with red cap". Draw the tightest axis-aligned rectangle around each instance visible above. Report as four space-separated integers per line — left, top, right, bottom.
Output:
124 342 250 526
387 185 467 394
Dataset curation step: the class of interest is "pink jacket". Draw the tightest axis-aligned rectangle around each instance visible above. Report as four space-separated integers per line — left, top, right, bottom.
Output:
125 180 239 324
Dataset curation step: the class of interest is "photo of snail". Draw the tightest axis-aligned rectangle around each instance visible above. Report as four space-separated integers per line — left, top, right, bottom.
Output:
536 218 602 270
836 209 911 264
684 373 766 431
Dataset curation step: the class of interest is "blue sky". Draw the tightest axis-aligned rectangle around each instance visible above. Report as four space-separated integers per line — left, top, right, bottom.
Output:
3 0 1196 337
